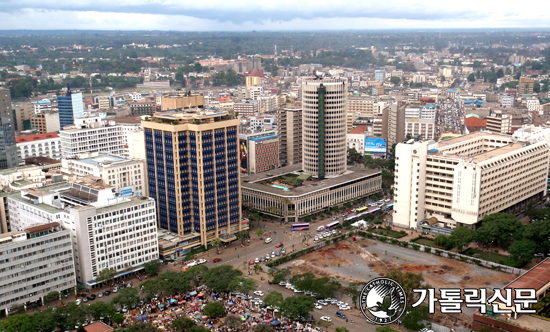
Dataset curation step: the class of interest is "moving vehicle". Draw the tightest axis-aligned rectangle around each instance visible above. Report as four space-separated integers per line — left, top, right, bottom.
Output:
320 316 332 322
336 311 346 318
357 206 368 212
213 258 222 263
291 223 310 231
265 238 273 244
325 221 339 231
254 291 264 296
386 203 394 211
317 226 325 232
275 242 284 248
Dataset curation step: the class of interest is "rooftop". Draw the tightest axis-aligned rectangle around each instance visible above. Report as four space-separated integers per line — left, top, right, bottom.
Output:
242 164 381 197
349 126 369 134
437 131 512 148
26 222 60 235
16 132 59 143
71 321 114 332
75 153 130 167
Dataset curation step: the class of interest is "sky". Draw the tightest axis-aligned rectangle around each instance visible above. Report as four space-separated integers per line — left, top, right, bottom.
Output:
0 0 549 31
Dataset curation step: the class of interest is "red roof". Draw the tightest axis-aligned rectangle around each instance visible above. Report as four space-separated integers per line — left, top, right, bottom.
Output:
71 322 113 332
349 126 369 134
16 132 59 143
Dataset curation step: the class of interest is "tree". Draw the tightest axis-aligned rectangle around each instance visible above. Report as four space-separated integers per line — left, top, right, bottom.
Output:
96 268 115 286
279 295 316 320
272 267 291 283
224 315 242 330
202 265 243 292
77 326 87 332
235 230 249 243
188 327 211 332
44 291 59 304
509 240 536 264
384 270 426 306
113 313 125 325
375 326 399 332
256 228 264 238
172 318 196 332
402 305 429 331
254 324 275 332
264 291 284 309
335 328 350 332
111 287 141 308
390 76 401 86
88 301 117 320
143 260 161 277
473 60 482 68
347 282 361 308
433 234 448 247
229 276 257 294
127 323 159 332
317 319 334 331
0 314 36 332
448 226 476 251
523 220 550 255
467 73 476 82
33 307 59 332
496 68 504 78
476 213 522 248
203 301 226 318
57 302 88 330
210 237 223 254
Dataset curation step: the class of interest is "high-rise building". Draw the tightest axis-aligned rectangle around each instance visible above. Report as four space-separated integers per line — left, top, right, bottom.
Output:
486 111 512 134
302 78 347 179
278 104 302 167
0 222 76 315
393 132 549 230
0 88 18 169
404 104 437 140
30 111 60 134
239 130 279 174
347 97 375 117
143 109 245 247
518 77 535 95
382 103 406 147
57 89 84 129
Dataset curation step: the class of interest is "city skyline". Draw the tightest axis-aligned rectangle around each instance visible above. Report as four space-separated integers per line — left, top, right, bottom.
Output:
0 0 549 31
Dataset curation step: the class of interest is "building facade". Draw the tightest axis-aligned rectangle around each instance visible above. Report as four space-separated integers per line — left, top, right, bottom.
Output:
30 111 60 134
382 103 406 147
347 97 375 118
0 222 76 316
278 105 302 167
59 117 129 158
62 152 145 196
486 112 512 134
234 100 259 117
0 88 18 169
57 89 84 129
16 132 61 163
302 78 348 179
130 101 155 116
142 110 245 247
393 132 549 230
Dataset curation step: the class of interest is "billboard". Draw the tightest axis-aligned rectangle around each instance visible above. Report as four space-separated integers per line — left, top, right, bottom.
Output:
364 138 387 156
120 187 133 197
239 139 248 173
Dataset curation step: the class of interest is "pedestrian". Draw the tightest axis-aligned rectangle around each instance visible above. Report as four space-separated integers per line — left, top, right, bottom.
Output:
238 255 239 258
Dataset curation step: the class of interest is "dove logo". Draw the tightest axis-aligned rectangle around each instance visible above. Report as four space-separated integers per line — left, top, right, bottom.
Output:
359 277 407 325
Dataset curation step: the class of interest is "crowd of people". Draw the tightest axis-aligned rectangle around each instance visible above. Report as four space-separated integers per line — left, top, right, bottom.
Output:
124 288 324 332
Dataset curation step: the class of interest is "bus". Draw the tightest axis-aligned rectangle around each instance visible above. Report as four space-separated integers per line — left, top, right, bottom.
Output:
385 203 394 211
356 207 368 213
325 221 340 231
291 223 310 231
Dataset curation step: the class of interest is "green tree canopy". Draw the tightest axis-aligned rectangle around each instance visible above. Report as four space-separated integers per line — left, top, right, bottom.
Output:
88 301 117 320
254 324 275 332
111 287 141 308
203 301 226 318
279 295 316 320
202 265 243 292
448 226 476 251
172 317 196 332
143 260 161 277
229 276 257 294
263 291 284 309
384 270 426 307
476 213 522 248
509 240 536 264
402 305 429 330
127 322 159 332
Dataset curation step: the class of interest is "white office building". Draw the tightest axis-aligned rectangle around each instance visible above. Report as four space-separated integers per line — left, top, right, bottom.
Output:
32 99 53 114
59 116 129 159
404 104 436 140
16 132 61 164
62 152 145 196
0 222 76 316
8 179 158 288
393 131 549 230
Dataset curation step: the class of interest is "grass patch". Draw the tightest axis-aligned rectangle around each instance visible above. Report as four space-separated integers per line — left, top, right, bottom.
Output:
411 237 442 248
462 248 524 268
369 228 406 238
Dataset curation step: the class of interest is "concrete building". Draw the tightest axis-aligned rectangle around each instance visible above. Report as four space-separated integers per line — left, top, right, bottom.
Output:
0 222 76 316
30 111 60 134
404 104 437 140
347 126 369 154
130 101 155 116
278 104 302 167
464 114 487 132
393 132 549 230
245 86 263 100
16 132 61 163
486 111 512 134
347 111 359 133
13 101 33 133
501 94 514 108
348 97 375 118
60 116 129 158
32 99 53 114
256 95 279 114
527 98 541 112
8 180 158 288
240 130 279 174
57 89 84 129
518 77 535 95
382 103 406 147
97 97 110 111
142 109 246 248
62 152 145 196
234 99 259 117
127 129 146 160
160 93 204 111
0 88 19 169
249 115 276 131
302 77 347 179
375 70 385 82
241 164 382 222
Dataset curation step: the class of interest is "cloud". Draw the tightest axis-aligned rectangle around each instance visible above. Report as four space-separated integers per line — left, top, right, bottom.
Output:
0 0 547 30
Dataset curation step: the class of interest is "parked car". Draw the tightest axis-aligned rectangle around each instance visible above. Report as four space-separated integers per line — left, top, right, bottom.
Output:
98 292 104 298
255 257 260 263
254 291 264 296
317 300 328 306
265 238 273 244
76 299 82 306
213 258 222 263
113 287 119 293
314 236 319 242
276 251 280 256
83 297 89 303
281 248 286 254
317 226 325 232
315 304 323 310
279 281 288 286
104 290 111 296
320 316 332 322
197 258 207 264
89 294 96 301
249 260 255 265
275 242 284 248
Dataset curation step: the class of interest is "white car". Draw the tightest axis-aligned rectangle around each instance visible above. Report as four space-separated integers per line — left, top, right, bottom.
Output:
332 230 337 235
317 300 328 306
315 304 323 310
320 316 332 322
339 305 351 311
75 299 82 306
317 226 325 232
385 198 391 202
255 258 260 263
293 288 304 293
314 236 319 242
265 238 273 244
197 258 207 264
254 291 264 296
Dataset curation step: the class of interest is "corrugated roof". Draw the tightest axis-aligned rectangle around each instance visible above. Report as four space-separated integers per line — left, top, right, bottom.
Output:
16 132 59 143
26 222 60 235
349 126 368 134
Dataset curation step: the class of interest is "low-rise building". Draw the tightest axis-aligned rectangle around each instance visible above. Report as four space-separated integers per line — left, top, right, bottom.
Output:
16 132 61 163
130 101 155 116
0 222 76 316
234 99 259 117
30 111 60 134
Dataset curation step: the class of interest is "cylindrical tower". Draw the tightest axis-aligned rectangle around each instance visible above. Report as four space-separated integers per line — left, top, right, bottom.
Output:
302 77 347 179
